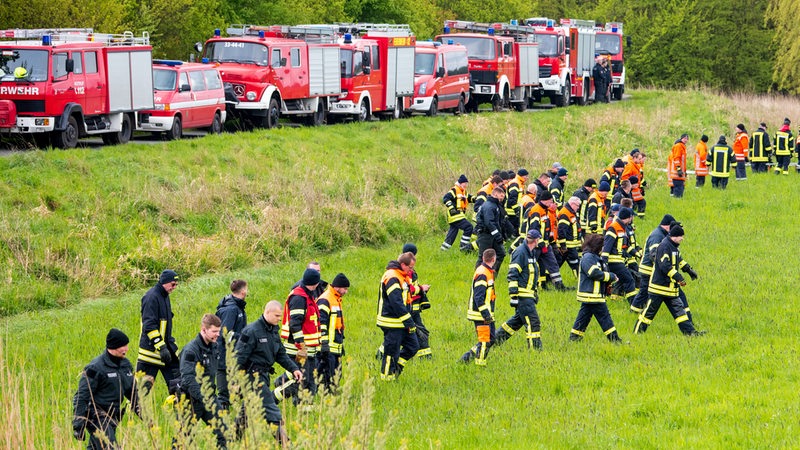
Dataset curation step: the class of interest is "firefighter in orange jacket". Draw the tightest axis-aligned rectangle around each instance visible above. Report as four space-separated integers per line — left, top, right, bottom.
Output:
733 123 749 180
376 252 419 381
749 122 771 173
602 207 638 304
668 134 689 198
473 175 503 212
694 135 709 187
274 268 322 403
586 181 611 235
441 174 475 252
621 149 646 218
528 191 569 291
459 249 497 365
316 273 349 392
557 196 582 278
774 118 793 175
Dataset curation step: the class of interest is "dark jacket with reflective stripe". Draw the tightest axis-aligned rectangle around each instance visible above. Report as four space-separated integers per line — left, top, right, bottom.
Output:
649 237 690 297
577 252 614 303
216 294 247 340
602 219 629 264
73 351 136 426
639 226 668 276
376 261 415 329
468 263 495 322
476 196 503 238
507 243 539 301
557 203 581 248
707 143 734 177
180 333 228 410
548 177 565 207
235 316 298 375
138 284 175 366
572 186 592 230
749 127 771 162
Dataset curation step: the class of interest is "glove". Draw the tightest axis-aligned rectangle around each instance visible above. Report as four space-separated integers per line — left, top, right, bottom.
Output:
72 420 86 441
408 326 417 334
609 273 618 283
449 208 459 216
159 346 172 364
320 342 330 354
686 268 698 280
678 280 687 287
641 180 647 188
677 169 684 178
482 312 494 323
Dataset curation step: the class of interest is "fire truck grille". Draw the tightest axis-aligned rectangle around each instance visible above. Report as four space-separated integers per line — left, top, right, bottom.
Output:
539 65 553 78
470 70 498 86
231 84 245 97
611 61 623 74
13 100 45 113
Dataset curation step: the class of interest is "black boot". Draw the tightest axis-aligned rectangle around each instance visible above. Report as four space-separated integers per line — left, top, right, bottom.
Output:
606 331 622 343
494 328 511 346
459 351 474 363
554 281 573 291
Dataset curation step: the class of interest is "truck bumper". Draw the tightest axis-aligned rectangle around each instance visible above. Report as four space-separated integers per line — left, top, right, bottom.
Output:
137 114 175 132
5 117 57 133
329 100 359 115
409 96 435 113
473 84 497 95
540 75 561 93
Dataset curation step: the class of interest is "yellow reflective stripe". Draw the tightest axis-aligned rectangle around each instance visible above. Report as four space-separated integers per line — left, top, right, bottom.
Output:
385 284 401 295
292 331 304 339
570 329 585 336
139 348 161 358
478 304 490 311
501 323 515 334
376 318 405 327
509 263 522 271
666 268 678 278
474 280 488 288
649 284 678 296
604 326 617 335
289 309 305 316
159 320 166 340
146 330 161 340
637 314 652 325
675 315 689 324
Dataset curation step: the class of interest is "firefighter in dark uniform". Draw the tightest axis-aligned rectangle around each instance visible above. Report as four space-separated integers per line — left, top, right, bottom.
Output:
401 243 432 358
774 118 793 175
274 268 321 403
494 229 543 350
708 135 734 189
572 178 596 235
316 273 349 392
178 314 228 448
377 252 419 381
602 207 638 304
136 269 181 392
569 234 622 342
73 329 138 450
630 214 675 313
532 172 551 202
441 174 475 252
528 191 570 290
557 196 582 278
216 279 248 342
633 224 703 336
749 122 771 173
600 159 625 196
235 301 302 446
548 167 568 207
459 248 497 365
473 175 503 212
586 181 611 235
611 179 633 206
504 169 528 232
474 186 506 273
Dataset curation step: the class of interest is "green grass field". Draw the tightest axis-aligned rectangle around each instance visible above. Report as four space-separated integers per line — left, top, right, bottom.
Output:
3 89 800 448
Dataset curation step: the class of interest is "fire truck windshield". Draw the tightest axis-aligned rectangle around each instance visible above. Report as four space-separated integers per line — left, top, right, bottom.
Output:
595 34 621 55
443 37 495 60
415 53 435 75
153 69 177 91
535 34 558 57
0 49 48 82
204 41 269 66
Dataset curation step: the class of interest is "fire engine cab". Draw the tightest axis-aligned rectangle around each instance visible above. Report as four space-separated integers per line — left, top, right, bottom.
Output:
199 25 341 128
411 41 470 116
437 21 539 112
0 28 153 148
524 18 596 107
595 22 629 101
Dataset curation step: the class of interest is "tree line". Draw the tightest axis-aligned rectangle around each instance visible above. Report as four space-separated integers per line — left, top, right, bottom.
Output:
2 0 795 93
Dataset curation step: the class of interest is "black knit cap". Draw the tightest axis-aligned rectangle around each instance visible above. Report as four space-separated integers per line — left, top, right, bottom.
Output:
539 191 553 201
517 168 529 176
302 268 321 286
159 269 179 284
106 328 129 349
458 174 468 184
614 159 625 168
584 178 597 188
331 273 350 288
660 214 676 226
669 224 685 237
402 243 418 255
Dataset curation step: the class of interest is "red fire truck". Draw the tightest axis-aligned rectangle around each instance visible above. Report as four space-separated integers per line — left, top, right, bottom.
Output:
199 25 341 128
595 22 629 101
524 18 596 107
438 21 539 112
0 28 153 149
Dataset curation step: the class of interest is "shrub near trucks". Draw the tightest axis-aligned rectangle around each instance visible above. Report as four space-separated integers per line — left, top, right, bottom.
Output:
0 28 153 148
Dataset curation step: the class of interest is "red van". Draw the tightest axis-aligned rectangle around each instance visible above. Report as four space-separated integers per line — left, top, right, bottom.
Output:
410 41 470 115
136 60 226 139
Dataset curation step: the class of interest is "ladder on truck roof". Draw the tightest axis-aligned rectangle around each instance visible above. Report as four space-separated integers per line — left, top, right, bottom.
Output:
559 18 597 29
333 23 413 37
0 28 150 46
443 20 536 42
225 24 338 43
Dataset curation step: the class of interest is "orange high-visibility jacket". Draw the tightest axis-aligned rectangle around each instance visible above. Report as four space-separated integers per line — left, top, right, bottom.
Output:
694 141 709 176
733 132 749 161
668 140 687 183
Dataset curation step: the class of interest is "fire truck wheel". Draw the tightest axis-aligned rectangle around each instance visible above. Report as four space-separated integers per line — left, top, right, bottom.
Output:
576 79 589 106
426 98 438 117
165 116 182 141
613 86 623 101
455 96 465 115
208 113 223 134
306 102 326 126
103 114 133 145
492 90 508 112
264 98 280 129
514 95 528 112
555 81 570 108
355 99 371 122
52 116 79 149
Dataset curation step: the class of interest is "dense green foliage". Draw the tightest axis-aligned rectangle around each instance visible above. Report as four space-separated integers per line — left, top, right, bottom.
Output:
3 89 800 447
0 0 788 92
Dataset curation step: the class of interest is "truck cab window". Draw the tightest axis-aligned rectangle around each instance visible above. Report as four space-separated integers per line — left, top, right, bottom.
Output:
52 53 68 79
84 52 97 74
291 48 301 67
272 48 282 68
72 52 83 74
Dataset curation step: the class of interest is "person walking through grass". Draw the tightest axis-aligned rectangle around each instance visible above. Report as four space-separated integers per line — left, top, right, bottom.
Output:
733 123 749 180
460 249 497 365
137 269 181 393
569 234 621 343
708 135 734 189
694 135 709 187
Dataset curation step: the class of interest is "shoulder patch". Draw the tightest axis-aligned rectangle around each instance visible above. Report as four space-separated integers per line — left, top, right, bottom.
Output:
85 368 98 379
240 334 251 344
184 352 197 363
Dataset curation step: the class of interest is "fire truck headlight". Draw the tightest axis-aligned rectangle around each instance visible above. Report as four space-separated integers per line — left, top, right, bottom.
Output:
246 91 257 101
154 104 166 111
419 83 427 96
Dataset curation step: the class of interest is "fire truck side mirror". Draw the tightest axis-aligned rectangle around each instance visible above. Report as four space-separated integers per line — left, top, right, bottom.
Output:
363 66 371 75
194 42 204 53
503 43 512 56
65 59 74 74
362 53 371 68
436 66 445 78
179 83 191 92
280 57 287 67
626 36 632 48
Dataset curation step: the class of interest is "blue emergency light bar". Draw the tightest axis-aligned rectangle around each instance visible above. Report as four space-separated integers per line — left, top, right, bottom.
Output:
258 30 265 38
487 28 495 36
214 28 221 37
41 35 51 45
443 26 451 34
344 33 353 44
153 59 183 66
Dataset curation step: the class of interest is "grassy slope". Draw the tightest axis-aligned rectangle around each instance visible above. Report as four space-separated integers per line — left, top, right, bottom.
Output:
4 89 800 448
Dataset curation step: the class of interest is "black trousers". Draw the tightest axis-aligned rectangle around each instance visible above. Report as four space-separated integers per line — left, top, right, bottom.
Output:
274 355 317 404
443 218 473 249
136 357 180 392
608 262 637 303
570 302 619 341
475 232 505 272
84 413 118 450
495 298 541 349
411 310 431 356
711 176 729 189
316 352 342 392
537 246 563 283
751 161 768 173
735 161 747 179
557 247 580 276
633 293 696 335
671 179 685 197
380 328 419 379
695 175 706 187
776 155 791 173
